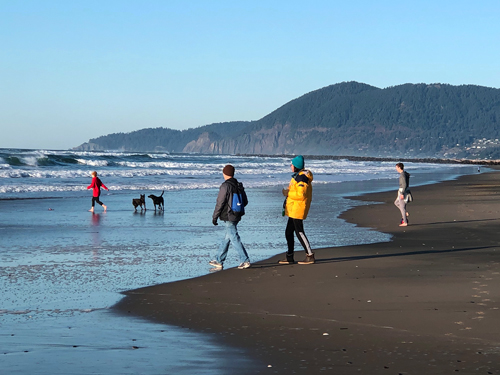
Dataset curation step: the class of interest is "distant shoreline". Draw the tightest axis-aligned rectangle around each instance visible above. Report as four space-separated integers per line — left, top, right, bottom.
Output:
236 153 496 165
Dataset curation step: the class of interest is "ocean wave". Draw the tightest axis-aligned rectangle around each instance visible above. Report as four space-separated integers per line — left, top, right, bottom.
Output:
148 153 172 159
0 172 395 194
5 156 25 166
76 159 109 167
0 149 474 199
69 150 167 159
0 182 219 194
0 161 456 180
0 150 447 173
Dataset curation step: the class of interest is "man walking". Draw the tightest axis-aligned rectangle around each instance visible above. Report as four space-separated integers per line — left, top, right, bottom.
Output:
279 155 315 265
394 162 412 227
210 164 251 270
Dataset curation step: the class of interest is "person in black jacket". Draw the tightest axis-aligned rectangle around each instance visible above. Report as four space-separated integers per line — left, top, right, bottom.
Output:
210 164 250 270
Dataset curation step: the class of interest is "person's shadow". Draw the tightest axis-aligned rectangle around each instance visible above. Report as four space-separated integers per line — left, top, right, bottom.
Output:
253 245 495 269
91 213 101 259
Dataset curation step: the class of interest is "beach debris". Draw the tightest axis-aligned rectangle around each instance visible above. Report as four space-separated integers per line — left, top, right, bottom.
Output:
268 365 272 368
323 333 329 336
367 300 372 303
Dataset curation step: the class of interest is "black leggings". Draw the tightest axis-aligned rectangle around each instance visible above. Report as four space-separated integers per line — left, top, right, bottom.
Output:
92 195 103 207
285 217 313 256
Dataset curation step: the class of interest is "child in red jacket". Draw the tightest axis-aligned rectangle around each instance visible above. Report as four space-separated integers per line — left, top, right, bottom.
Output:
87 171 109 212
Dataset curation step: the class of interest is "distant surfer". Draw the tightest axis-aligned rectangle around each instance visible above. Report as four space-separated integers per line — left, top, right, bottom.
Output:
87 171 109 212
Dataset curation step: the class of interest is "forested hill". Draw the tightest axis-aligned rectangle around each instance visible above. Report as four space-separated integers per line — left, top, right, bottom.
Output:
74 82 500 159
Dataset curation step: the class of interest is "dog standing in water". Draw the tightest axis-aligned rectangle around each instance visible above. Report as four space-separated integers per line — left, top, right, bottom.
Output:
148 191 164 211
132 194 146 211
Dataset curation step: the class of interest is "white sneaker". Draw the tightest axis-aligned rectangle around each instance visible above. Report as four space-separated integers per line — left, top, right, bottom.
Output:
209 260 223 269
237 262 251 269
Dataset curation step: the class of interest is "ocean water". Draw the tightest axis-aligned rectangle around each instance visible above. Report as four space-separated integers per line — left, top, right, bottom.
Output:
0 148 478 374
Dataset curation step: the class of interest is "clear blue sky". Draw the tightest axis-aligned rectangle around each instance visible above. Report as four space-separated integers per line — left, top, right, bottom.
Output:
1 0 499 150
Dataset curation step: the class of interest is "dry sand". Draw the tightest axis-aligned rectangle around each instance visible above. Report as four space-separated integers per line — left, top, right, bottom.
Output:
113 171 500 374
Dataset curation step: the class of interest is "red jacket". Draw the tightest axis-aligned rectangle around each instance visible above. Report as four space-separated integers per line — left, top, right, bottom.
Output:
87 177 108 197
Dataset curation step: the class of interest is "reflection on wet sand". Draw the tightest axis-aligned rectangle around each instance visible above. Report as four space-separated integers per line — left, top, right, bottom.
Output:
91 213 101 259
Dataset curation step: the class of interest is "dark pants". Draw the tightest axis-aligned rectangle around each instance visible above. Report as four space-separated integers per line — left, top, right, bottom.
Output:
285 217 313 256
92 194 103 207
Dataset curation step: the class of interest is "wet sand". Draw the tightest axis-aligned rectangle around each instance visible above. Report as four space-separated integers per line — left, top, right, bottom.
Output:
113 171 500 374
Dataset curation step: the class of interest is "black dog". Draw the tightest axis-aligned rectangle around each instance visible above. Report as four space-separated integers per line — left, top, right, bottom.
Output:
148 190 164 211
132 194 146 211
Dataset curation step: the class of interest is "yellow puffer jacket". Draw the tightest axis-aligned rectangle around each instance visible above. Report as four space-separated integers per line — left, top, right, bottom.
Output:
285 169 313 220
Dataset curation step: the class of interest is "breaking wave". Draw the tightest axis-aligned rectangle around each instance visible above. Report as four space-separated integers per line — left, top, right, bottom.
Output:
0 148 473 198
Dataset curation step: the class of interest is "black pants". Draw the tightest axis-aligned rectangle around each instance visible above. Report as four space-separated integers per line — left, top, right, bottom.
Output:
92 194 103 207
285 217 313 256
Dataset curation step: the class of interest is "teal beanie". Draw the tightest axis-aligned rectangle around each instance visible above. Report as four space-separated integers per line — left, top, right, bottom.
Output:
291 155 304 170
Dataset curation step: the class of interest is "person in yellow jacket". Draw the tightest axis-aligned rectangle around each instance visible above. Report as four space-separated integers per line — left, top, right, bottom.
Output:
279 155 315 265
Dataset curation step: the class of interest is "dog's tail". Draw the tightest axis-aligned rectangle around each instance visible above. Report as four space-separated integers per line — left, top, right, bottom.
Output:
160 190 164 197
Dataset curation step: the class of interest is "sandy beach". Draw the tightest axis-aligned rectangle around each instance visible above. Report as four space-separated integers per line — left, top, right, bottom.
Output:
113 170 500 374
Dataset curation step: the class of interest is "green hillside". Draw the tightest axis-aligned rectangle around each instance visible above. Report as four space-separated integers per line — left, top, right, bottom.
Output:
74 82 500 159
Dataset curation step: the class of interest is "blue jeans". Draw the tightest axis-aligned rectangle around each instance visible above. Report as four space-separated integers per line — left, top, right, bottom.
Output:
216 221 250 264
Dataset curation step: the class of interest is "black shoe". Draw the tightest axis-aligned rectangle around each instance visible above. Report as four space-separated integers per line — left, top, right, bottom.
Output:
278 254 295 264
298 254 315 265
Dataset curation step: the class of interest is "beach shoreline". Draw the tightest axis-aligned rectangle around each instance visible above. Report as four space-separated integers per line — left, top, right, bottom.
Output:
115 170 499 373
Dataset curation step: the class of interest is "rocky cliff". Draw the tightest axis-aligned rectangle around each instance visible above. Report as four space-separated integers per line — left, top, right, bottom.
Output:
74 81 500 159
